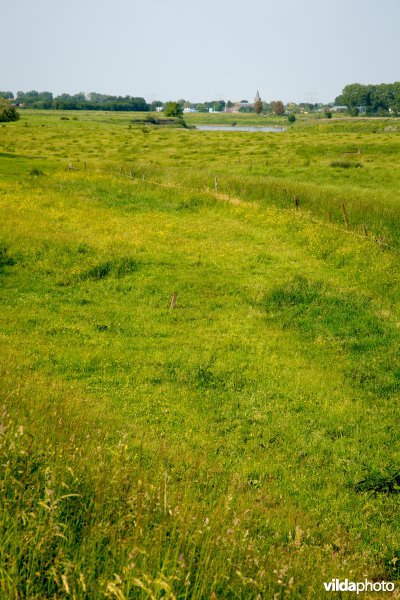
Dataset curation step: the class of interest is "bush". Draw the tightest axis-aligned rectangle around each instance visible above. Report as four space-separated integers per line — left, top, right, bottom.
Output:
0 246 15 271
355 468 400 494
330 161 363 169
164 102 183 117
287 114 296 123
29 168 44 176
0 99 19 122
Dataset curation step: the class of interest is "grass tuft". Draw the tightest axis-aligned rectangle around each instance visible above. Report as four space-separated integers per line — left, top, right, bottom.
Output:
330 160 363 168
29 167 44 176
0 246 16 271
355 468 400 494
78 257 138 282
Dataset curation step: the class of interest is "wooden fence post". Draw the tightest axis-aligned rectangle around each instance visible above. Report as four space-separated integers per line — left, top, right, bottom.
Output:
341 202 350 228
362 223 368 237
164 471 167 515
214 177 218 193
169 292 177 310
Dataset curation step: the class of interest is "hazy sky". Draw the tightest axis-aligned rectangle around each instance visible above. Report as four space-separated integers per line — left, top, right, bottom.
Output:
2 0 399 103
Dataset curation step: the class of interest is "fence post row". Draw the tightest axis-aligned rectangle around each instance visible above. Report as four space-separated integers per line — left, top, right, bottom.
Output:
83 163 398 255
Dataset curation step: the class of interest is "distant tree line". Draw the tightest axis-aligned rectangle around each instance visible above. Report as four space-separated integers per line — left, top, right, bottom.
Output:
5 91 149 112
4 92 299 115
335 82 400 115
7 86 400 116
0 90 332 116
183 99 227 113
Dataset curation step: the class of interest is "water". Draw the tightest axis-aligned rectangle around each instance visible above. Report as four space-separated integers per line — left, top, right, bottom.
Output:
195 125 285 133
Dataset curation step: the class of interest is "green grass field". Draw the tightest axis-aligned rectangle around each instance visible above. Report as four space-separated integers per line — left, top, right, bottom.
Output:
1 110 399 598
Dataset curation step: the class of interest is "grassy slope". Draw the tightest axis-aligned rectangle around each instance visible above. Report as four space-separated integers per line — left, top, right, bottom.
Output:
0 111 399 598
4 110 400 244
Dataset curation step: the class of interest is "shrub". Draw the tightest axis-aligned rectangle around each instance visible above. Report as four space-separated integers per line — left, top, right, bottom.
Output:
0 246 15 270
145 115 158 124
0 99 19 122
330 161 363 169
164 102 183 118
287 114 296 123
355 468 400 494
78 257 138 282
29 168 44 176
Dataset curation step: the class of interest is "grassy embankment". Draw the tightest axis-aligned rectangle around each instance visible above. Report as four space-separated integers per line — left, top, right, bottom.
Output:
7 109 400 245
0 110 399 598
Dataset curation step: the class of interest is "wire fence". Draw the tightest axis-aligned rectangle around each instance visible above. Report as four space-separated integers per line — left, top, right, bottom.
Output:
69 161 400 256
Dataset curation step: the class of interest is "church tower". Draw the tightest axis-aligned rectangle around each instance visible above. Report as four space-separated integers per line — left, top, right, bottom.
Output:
254 90 262 113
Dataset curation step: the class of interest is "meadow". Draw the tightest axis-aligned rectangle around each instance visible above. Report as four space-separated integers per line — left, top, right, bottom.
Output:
0 110 399 598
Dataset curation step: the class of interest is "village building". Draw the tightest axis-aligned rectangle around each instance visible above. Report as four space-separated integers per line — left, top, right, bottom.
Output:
225 92 259 113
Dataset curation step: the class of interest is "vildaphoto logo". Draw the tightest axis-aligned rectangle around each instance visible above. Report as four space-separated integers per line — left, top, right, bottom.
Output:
323 579 395 594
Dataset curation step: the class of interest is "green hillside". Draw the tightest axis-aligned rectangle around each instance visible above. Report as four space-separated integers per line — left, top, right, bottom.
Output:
0 111 399 598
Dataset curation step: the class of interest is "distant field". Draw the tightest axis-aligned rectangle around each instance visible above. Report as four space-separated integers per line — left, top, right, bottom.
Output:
0 110 399 598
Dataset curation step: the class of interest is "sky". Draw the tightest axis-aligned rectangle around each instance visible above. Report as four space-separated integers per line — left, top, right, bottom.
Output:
2 0 400 104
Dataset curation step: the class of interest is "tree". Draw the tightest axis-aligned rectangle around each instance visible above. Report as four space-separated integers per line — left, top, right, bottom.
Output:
164 102 183 117
0 99 19 122
273 100 284 115
16 90 53 108
370 83 392 114
0 92 13 99
262 101 274 114
286 102 299 114
299 102 319 113
212 100 225 112
393 82 400 114
150 100 164 111
195 103 207 113
335 83 375 112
